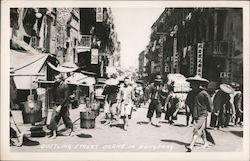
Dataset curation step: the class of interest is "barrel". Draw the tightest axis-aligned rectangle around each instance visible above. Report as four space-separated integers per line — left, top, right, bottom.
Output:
21 100 42 124
80 111 96 129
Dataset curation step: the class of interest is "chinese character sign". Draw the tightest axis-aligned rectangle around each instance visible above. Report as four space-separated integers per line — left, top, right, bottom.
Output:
91 49 99 64
196 43 204 77
96 8 103 22
173 38 178 70
188 46 194 75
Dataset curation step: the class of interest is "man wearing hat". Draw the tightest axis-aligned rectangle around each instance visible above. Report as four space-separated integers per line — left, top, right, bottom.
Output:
47 62 78 139
146 75 167 127
185 75 213 152
210 83 235 129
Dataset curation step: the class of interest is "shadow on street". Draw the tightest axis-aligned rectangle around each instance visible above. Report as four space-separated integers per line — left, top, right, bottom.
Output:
160 139 188 146
76 133 93 138
110 123 124 129
229 131 243 138
136 121 149 125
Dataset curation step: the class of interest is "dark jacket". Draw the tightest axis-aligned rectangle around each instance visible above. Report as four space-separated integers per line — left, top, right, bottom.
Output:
213 90 230 113
186 88 213 119
52 81 70 107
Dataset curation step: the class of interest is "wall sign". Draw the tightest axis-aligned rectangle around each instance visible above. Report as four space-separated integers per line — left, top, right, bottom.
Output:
96 8 103 22
91 49 99 64
197 43 204 77
188 45 194 75
173 38 178 70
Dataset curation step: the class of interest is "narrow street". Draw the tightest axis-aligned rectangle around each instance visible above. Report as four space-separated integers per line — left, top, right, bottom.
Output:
10 107 243 152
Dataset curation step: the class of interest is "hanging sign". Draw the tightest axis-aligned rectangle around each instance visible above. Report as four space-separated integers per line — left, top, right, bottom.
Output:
188 45 194 75
173 38 178 69
196 43 204 77
96 8 103 22
91 49 99 64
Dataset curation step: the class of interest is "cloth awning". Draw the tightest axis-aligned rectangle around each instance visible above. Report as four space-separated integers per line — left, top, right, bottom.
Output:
65 72 96 86
10 49 52 90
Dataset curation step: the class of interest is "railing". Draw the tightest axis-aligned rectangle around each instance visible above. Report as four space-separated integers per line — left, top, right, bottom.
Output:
78 35 92 48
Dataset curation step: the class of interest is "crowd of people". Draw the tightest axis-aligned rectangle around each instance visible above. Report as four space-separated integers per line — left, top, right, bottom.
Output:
101 73 243 152
10 69 243 152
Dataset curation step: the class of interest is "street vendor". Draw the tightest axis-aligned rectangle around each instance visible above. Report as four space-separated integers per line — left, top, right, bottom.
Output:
210 84 235 129
48 73 75 139
102 73 120 126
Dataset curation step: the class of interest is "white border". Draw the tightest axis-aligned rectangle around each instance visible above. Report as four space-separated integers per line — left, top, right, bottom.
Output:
1 1 250 161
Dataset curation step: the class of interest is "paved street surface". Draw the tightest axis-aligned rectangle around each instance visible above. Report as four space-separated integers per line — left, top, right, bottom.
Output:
10 107 243 152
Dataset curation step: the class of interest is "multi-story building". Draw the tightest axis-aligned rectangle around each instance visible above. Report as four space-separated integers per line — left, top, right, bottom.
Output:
78 8 120 77
145 8 243 86
56 8 80 64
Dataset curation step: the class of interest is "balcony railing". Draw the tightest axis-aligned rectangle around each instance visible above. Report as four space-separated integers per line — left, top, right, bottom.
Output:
205 41 232 56
78 35 92 49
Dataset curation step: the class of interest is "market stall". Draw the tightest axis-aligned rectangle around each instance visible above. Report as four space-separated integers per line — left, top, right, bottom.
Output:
10 49 58 124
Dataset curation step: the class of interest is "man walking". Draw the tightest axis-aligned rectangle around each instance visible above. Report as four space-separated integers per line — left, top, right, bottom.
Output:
48 73 74 139
185 75 213 152
146 75 167 127
117 77 134 131
210 84 234 129
102 73 120 125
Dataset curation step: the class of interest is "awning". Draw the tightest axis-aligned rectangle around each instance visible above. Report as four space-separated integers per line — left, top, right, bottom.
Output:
11 38 40 55
65 72 96 86
77 47 90 53
10 49 53 90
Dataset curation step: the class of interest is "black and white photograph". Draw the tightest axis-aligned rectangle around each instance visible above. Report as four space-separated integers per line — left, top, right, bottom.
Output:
1 1 250 161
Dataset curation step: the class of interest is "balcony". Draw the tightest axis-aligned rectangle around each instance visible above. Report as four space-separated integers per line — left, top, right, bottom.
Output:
77 35 91 53
205 41 232 57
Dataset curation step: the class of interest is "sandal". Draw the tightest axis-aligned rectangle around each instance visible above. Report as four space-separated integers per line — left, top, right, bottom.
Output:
185 145 192 152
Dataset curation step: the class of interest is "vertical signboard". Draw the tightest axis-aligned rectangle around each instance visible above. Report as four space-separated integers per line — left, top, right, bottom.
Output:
188 45 194 75
91 49 99 64
96 8 103 22
159 35 164 74
151 61 155 73
173 38 178 70
196 43 204 76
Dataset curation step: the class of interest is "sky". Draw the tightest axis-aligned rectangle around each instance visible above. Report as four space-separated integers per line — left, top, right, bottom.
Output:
112 8 164 69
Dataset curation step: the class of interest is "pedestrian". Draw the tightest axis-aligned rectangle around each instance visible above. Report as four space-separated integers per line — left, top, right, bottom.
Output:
210 84 235 129
185 75 213 152
102 73 120 126
48 73 75 139
164 83 179 125
146 75 168 127
117 77 135 131
143 82 150 108
134 80 144 110
229 82 243 126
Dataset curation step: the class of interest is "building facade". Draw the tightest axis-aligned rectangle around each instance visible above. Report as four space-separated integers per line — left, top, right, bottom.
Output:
145 8 243 86
78 8 120 77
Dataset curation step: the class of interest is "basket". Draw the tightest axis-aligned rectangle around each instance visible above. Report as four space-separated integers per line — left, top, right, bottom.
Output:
80 111 96 129
21 101 42 124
